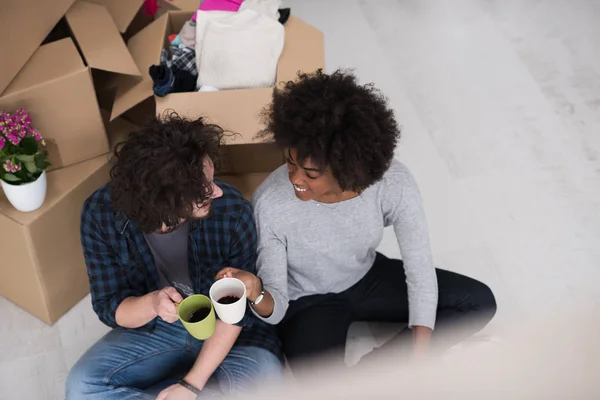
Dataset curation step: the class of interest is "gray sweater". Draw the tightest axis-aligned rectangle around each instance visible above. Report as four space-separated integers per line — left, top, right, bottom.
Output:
251 160 438 329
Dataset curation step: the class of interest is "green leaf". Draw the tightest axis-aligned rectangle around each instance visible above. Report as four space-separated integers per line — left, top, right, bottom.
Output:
24 161 37 173
3 173 21 182
35 151 50 170
35 156 44 169
20 136 38 153
16 154 35 162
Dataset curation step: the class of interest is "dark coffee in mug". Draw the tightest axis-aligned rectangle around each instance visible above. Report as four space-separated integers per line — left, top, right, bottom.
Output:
187 307 211 323
218 295 240 305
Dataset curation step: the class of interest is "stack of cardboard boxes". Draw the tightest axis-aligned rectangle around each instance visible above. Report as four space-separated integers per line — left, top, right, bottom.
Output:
0 0 324 324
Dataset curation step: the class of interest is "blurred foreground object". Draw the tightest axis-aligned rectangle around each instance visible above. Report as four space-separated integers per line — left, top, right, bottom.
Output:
236 308 599 399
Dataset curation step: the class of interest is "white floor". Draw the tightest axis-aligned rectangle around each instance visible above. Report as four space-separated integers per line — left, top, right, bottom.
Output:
2 0 600 398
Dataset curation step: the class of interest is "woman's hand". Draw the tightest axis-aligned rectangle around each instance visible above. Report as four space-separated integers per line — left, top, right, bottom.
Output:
216 267 262 302
412 325 432 360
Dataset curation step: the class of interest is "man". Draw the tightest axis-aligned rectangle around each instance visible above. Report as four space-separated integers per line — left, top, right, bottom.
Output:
66 113 283 399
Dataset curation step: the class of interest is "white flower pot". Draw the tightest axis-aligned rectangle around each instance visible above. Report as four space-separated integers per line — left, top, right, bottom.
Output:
1 170 47 212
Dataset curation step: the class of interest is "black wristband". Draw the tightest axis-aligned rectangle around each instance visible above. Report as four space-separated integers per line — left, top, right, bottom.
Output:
178 379 201 396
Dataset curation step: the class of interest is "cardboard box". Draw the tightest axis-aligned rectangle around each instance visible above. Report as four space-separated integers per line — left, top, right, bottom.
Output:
65 0 146 129
218 172 271 201
65 1 141 77
111 11 324 174
1 0 148 158
0 0 147 171
0 155 111 324
0 38 110 171
102 110 138 154
0 0 77 94
219 143 284 175
0 0 152 93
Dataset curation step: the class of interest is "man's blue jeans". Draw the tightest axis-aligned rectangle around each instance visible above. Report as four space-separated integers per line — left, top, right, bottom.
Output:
65 319 283 399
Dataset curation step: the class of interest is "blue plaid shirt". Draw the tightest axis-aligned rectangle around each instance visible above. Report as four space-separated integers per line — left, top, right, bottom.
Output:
80 180 282 360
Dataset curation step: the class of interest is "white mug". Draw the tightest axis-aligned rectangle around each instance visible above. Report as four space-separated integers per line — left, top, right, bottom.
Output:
209 277 247 324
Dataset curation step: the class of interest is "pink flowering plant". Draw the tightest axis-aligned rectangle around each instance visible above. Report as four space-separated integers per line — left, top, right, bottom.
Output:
0 109 50 185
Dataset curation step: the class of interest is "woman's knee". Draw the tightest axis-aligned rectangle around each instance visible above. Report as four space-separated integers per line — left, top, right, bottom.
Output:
472 280 497 322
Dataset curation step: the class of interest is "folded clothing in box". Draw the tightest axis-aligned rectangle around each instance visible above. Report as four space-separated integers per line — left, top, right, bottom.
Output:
111 10 324 175
195 9 284 90
191 0 281 20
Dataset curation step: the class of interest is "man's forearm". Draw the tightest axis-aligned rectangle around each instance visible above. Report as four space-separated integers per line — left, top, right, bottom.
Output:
115 292 158 328
184 320 242 390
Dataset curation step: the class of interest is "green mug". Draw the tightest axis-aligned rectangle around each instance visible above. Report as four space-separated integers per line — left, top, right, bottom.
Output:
177 294 216 340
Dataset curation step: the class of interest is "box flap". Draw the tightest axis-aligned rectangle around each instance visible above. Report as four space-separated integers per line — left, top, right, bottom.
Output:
65 1 141 76
87 0 145 34
166 0 202 12
111 14 169 120
1 39 85 96
276 16 325 84
123 6 156 41
0 0 77 94
0 154 110 226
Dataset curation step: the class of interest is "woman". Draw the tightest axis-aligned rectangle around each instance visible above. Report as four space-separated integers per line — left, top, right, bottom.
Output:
217 69 496 369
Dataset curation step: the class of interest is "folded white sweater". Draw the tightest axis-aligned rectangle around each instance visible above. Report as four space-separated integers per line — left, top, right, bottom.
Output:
195 9 284 90
195 10 235 88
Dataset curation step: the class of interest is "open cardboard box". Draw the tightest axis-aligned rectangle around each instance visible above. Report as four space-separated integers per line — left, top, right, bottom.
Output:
111 10 324 183
0 0 77 94
0 155 111 324
0 0 147 171
0 0 198 96
0 0 148 93
0 38 110 171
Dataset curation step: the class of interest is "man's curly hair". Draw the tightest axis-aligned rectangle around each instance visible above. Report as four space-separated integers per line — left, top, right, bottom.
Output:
258 69 400 192
109 112 225 233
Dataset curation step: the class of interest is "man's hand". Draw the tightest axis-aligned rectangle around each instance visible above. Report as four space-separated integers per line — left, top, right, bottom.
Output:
156 383 197 400
216 267 261 302
152 287 183 323
115 287 183 328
